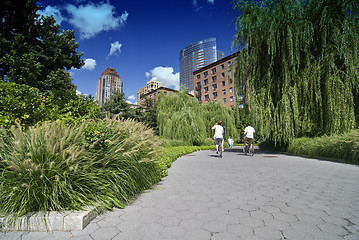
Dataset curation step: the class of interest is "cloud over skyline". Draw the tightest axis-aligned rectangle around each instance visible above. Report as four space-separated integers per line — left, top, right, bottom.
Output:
107 41 122 58
146 66 180 90
82 58 97 70
66 2 128 39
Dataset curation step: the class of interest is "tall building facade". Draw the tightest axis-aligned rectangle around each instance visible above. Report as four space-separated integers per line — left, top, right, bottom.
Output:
96 67 123 105
193 52 241 109
179 37 224 92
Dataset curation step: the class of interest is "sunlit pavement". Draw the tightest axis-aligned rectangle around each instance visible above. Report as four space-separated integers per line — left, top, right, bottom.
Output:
2 146 359 240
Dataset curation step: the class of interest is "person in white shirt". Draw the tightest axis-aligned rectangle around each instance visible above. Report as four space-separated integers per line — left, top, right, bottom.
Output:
243 123 255 147
212 121 224 154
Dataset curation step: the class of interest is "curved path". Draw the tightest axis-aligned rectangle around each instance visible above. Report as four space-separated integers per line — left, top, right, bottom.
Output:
2 147 359 240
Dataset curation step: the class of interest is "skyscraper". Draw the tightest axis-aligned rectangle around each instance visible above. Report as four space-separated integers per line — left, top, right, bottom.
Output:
96 67 123 105
179 37 224 92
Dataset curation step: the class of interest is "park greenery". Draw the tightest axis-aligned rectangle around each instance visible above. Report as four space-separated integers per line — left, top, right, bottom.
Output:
232 0 359 146
1 0 358 223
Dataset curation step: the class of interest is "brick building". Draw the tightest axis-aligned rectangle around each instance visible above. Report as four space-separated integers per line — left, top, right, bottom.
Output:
137 86 179 107
193 52 241 109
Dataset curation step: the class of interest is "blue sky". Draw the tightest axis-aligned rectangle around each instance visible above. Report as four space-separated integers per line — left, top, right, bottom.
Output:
38 0 238 104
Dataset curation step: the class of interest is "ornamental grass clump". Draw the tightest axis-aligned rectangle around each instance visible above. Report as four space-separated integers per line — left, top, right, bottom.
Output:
0 117 162 220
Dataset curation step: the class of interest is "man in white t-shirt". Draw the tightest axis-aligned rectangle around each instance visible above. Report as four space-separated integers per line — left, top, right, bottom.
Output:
243 123 255 147
212 121 224 154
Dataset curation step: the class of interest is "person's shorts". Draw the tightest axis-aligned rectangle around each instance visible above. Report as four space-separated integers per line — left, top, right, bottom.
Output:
215 138 223 145
245 137 254 143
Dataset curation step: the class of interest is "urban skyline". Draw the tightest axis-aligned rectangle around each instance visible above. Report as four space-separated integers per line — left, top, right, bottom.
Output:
38 0 237 104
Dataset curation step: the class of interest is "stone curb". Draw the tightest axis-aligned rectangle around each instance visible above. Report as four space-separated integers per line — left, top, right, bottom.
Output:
0 206 99 232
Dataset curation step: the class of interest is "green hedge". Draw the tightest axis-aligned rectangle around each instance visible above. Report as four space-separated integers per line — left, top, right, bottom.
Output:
287 129 359 165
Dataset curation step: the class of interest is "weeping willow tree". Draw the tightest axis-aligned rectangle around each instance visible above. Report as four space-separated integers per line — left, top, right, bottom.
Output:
232 0 359 146
156 90 238 145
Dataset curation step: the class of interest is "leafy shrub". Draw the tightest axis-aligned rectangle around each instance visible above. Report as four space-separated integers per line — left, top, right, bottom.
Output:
0 81 54 128
287 129 359 164
0 118 162 220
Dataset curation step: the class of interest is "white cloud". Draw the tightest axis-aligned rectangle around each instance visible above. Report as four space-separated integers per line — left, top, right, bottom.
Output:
107 41 122 58
126 100 132 104
146 66 180 90
128 95 136 100
66 2 128 39
208 0 215 4
37 6 64 24
82 58 96 70
76 90 82 95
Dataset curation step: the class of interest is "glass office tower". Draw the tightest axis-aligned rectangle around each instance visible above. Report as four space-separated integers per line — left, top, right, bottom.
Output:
179 37 224 92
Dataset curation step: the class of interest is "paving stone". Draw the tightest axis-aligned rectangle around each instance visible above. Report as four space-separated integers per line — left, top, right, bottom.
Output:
90 226 120 240
158 216 180 227
136 222 163 236
203 220 228 232
180 218 204 230
211 232 243 240
273 212 298 223
317 222 350 236
254 226 283 239
263 218 291 231
227 223 254 237
184 229 211 240
282 228 315 240
160 226 186 238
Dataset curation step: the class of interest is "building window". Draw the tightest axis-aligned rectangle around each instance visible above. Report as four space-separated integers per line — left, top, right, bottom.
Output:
205 95 209 100
197 97 201 102
221 73 225 78
231 106 234 110
213 92 217 98
197 90 201 95
212 68 216 74
204 79 208 85
223 98 226 103
230 96 234 102
164 91 167 95
204 71 208 77
212 76 217 81
222 81 225 86
229 79 233 84
229 87 233 93
223 89 226 95
197 74 200 79
228 61 231 67
197 82 201 86
221 64 224 70
212 84 217 89
204 86 208 92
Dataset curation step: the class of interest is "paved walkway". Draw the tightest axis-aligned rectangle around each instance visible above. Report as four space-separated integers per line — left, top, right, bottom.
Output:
1 147 359 240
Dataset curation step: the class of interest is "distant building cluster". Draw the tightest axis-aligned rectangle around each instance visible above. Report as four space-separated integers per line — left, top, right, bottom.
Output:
96 37 241 110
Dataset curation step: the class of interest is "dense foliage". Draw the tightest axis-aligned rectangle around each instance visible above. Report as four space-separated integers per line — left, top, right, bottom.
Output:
157 91 238 145
0 118 162 219
1 0 84 103
287 129 359 165
0 81 53 128
232 0 359 145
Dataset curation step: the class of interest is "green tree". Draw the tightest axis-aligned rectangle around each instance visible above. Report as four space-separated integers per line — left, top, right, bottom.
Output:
232 0 359 146
157 91 238 145
139 97 159 134
100 91 139 120
0 0 84 103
